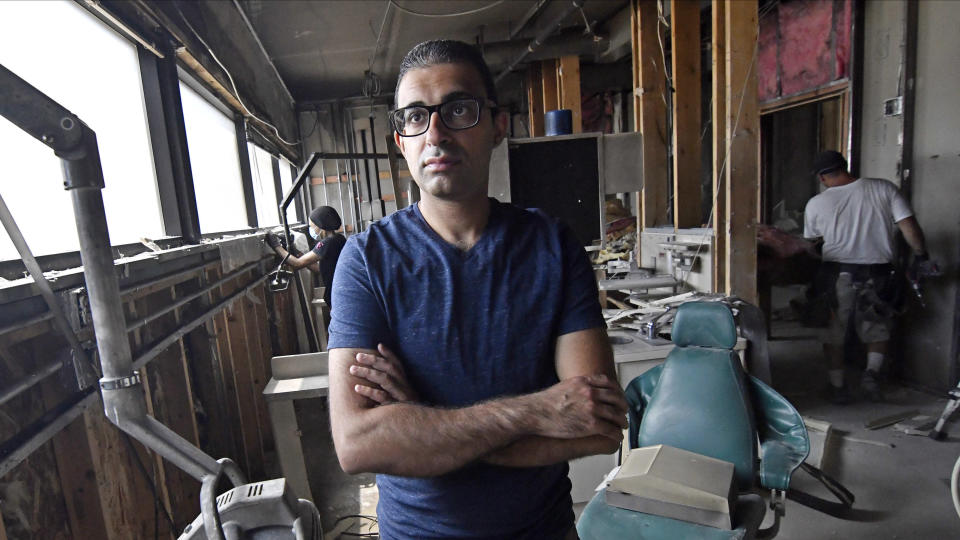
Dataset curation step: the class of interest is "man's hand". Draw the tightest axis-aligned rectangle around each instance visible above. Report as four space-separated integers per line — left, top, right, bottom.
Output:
908 253 941 281
528 374 628 441
350 344 419 404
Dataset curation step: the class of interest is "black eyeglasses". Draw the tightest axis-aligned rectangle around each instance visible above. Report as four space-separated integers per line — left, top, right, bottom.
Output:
390 97 496 137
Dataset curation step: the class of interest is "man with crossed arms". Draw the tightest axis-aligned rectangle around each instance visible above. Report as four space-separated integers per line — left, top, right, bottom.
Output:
326 40 627 540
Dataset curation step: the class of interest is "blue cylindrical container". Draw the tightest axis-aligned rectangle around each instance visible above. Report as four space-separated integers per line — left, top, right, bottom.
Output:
544 109 573 136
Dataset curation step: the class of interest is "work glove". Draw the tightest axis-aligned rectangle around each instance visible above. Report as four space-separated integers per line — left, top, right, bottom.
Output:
265 233 283 249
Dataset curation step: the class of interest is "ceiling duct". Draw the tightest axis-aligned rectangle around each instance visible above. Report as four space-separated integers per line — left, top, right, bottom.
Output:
495 0 587 84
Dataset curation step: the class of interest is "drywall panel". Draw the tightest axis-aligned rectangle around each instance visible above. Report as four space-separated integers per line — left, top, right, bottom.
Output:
899 0 960 390
858 1 905 182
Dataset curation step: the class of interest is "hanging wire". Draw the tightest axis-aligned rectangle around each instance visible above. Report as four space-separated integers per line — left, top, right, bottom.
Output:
388 0 506 18
174 2 301 147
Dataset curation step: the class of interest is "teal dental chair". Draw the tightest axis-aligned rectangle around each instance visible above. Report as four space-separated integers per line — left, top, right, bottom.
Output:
578 302 809 540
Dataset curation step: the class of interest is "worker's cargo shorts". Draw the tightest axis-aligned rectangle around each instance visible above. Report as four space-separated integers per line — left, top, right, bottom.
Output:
824 270 897 345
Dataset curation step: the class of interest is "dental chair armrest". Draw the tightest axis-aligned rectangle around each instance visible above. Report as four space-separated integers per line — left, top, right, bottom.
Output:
750 376 810 491
624 365 663 449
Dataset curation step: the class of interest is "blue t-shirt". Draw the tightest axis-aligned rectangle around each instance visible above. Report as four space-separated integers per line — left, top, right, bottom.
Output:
328 198 604 540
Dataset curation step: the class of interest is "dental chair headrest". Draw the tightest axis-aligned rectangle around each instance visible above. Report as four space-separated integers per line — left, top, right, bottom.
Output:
671 302 737 349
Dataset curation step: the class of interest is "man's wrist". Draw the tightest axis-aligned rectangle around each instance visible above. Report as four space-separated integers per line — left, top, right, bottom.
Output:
489 394 541 437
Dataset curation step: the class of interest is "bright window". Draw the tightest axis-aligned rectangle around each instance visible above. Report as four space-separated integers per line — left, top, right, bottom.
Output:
249 143 279 227
278 157 299 224
0 0 162 261
179 81 248 233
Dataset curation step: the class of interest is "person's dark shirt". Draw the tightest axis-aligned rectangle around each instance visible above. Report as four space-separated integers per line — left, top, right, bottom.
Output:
327 199 604 539
311 232 346 308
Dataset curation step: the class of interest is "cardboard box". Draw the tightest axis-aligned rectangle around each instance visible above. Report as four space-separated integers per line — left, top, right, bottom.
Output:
605 445 736 529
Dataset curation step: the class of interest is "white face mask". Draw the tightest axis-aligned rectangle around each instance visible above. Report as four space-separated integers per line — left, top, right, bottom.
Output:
309 227 320 240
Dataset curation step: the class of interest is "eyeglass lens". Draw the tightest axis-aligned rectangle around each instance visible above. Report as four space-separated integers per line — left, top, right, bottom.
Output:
395 99 480 136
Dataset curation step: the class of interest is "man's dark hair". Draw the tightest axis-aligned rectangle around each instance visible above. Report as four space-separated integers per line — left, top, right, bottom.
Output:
394 40 498 107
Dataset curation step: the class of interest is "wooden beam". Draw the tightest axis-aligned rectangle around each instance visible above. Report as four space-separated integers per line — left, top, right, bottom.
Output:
126 300 176 537
40 377 109 540
558 55 582 133
541 59 560 112
712 0 727 293
181 274 238 463
83 401 160 539
526 63 545 137
632 0 670 230
218 271 266 480
671 0 702 228
239 287 274 463
724 0 760 303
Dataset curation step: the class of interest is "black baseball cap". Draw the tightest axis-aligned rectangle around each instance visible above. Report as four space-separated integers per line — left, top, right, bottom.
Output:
812 150 847 175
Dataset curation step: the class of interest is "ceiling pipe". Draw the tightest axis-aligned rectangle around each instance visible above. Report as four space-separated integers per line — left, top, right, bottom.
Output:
484 28 605 72
509 0 553 40
494 0 587 84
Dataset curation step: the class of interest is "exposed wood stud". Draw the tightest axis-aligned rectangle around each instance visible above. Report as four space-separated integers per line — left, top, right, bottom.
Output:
712 0 727 292
671 0 702 228
631 0 670 232
724 0 760 303
541 59 560 112
41 369 109 540
526 63 545 137
558 55 583 133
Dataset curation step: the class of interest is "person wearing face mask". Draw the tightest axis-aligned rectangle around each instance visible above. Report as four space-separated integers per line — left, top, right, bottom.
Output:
266 205 346 311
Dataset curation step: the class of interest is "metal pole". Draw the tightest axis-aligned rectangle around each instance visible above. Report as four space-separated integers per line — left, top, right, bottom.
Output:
359 129 375 218
334 160 343 227
71 184 222 481
368 115 386 217
0 190 96 388
319 160 329 206
1 62 229 483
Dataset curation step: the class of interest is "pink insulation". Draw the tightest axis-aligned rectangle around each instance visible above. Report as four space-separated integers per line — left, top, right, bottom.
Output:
758 15 780 101
835 0 852 79
756 0 852 101
778 0 833 96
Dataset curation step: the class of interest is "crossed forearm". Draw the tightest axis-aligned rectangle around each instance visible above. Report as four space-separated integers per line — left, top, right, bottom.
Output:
482 434 621 468
333 393 543 477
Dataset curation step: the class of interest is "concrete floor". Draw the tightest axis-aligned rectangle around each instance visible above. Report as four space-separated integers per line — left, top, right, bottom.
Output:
762 320 960 539
297 315 960 539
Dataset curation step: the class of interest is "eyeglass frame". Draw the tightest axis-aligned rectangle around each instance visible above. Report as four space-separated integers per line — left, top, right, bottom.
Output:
389 97 498 137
